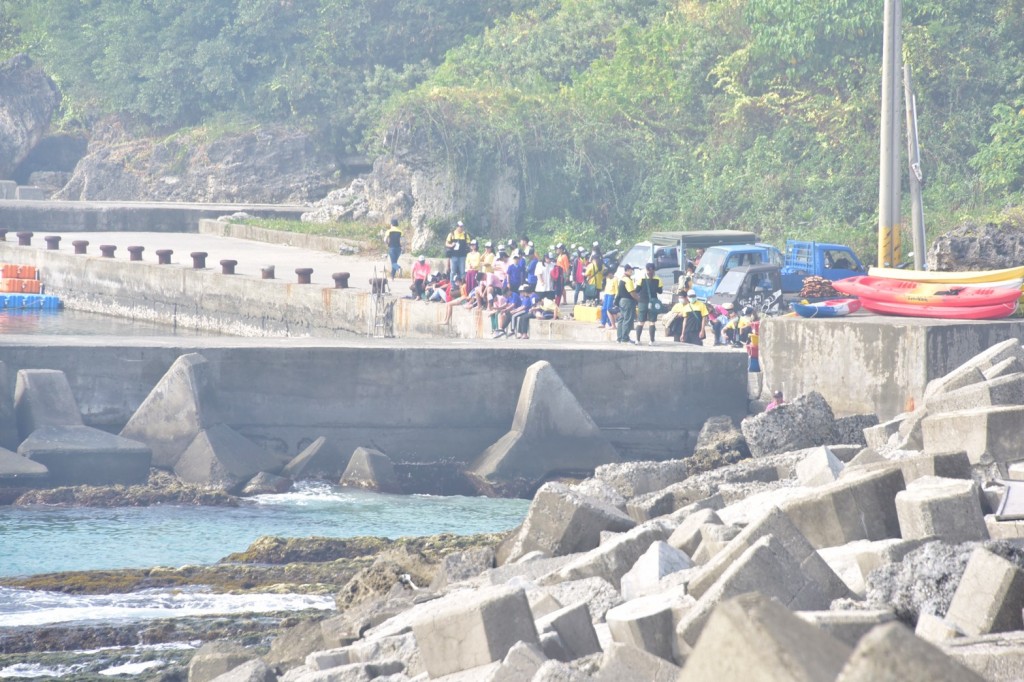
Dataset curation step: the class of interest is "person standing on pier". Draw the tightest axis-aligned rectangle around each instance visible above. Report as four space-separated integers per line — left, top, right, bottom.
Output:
446 221 471 281
384 218 403 280
616 264 639 343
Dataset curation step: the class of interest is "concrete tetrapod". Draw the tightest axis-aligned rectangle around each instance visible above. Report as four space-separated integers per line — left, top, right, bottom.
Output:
13 368 83 441
469 360 620 495
18 425 151 487
120 353 221 469
173 423 281 493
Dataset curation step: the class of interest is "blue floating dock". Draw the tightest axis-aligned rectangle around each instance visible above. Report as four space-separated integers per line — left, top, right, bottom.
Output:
0 294 62 310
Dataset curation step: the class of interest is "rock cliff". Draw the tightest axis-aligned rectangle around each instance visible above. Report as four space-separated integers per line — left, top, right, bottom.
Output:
927 211 1024 271
0 54 61 179
54 117 338 204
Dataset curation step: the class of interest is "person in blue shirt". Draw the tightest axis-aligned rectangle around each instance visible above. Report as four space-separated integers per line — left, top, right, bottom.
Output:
495 287 524 337
506 254 525 292
525 250 540 288
510 285 537 339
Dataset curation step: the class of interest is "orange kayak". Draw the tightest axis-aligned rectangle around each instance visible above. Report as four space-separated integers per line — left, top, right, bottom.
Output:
833 276 1023 307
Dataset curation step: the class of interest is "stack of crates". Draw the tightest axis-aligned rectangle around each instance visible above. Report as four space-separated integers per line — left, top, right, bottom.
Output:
0 263 61 309
1 264 42 293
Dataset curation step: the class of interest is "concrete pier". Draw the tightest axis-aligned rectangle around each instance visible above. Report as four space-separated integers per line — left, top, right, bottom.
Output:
761 314 1024 420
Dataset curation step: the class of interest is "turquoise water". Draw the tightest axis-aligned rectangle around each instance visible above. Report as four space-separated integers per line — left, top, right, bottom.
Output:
0 483 529 578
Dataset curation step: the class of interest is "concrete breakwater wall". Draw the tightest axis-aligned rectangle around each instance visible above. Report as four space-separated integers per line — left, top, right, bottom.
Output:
0 340 748 463
0 199 307 232
762 314 1024 420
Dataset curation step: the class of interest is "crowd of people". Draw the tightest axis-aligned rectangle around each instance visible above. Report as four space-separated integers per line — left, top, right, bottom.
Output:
382 220 759 347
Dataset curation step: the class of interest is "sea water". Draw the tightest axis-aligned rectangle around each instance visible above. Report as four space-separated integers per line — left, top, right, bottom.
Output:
0 309 221 336
0 483 529 626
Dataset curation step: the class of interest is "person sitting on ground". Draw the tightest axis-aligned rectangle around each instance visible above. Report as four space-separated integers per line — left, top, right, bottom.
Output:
765 390 784 412
666 289 708 345
722 305 742 346
442 276 470 324
410 255 430 299
494 286 522 337
509 285 537 339
532 295 559 321
425 273 450 302
707 301 731 346
738 306 756 344
488 286 510 335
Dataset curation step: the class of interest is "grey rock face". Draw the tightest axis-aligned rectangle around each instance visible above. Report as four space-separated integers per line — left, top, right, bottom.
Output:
0 54 61 179
54 117 336 204
928 218 1024 271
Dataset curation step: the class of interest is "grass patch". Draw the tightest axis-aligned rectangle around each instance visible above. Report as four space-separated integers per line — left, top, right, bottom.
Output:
243 217 384 244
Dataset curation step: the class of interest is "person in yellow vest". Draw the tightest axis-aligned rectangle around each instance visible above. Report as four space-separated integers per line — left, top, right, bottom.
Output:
635 262 664 345
666 289 708 345
600 266 617 329
616 264 639 343
445 221 471 281
584 256 605 306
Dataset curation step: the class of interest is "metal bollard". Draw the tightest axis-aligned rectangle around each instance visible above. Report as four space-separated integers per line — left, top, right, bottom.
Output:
190 252 208 269
16 231 32 246
127 245 145 261
220 259 237 275
295 267 313 284
44 235 61 250
99 244 117 258
72 240 89 254
332 272 350 289
156 249 173 265
261 265 275 280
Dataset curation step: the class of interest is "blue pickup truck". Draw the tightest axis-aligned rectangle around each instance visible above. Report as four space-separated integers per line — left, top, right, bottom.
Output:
691 240 865 300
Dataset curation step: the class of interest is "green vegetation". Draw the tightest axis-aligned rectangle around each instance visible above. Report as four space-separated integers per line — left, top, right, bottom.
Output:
4 0 1024 262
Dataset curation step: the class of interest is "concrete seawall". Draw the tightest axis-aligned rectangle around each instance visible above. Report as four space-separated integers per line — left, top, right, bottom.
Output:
762 314 1024 420
0 199 307 232
0 339 749 463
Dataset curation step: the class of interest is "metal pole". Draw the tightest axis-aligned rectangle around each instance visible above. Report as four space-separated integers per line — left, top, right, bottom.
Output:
903 63 926 270
878 0 896 267
890 0 903 265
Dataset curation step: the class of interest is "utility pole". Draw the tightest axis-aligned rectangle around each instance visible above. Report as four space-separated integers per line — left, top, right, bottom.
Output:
904 63 926 270
878 0 903 267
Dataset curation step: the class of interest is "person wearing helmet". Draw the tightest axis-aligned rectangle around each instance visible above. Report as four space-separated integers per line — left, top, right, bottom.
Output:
635 262 664 345
665 289 708 345
615 264 640 344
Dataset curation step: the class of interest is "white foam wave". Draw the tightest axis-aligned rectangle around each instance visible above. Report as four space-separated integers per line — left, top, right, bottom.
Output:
0 586 334 627
0 663 90 678
99 660 165 676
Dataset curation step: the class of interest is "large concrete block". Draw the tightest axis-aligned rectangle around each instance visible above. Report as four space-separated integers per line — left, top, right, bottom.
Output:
530 576 623 624
796 445 844 486
620 541 693 601
0 362 18 451
0 180 15 199
780 468 905 549
489 641 547 682
470 361 620 491
926 372 1024 415
833 414 878 447
923 365 985 402
679 593 852 682
797 609 898 648
606 587 691 662
535 601 601 661
922 406 1024 475
836 622 986 682
14 185 43 200
944 632 1024 682
18 425 151 486
863 415 903 450
676 534 846 647
411 585 538 678
207 658 275 682
339 446 400 493
120 353 220 469
498 482 635 563
687 506 850 601
281 435 351 481
667 508 722 557
592 642 680 682
740 391 838 457
593 459 688 499
14 369 83 440
173 423 280 493
946 547 1024 636
895 476 988 543
0 445 48 502
542 520 671 589
983 355 1022 380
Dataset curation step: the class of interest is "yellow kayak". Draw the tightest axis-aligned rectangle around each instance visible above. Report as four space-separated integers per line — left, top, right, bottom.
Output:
868 265 1024 284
